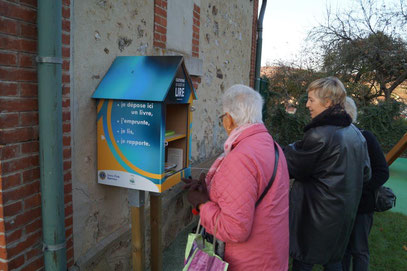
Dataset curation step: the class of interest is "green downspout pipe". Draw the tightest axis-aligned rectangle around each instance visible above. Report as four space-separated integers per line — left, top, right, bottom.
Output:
254 0 267 91
37 0 67 270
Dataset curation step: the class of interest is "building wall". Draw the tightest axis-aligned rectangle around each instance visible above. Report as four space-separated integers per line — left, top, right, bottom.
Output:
0 0 74 270
71 0 257 268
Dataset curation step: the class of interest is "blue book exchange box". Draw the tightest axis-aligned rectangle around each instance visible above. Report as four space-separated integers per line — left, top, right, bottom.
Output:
92 56 196 193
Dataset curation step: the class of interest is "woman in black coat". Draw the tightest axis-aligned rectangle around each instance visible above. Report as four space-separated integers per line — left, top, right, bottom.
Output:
284 77 371 271
342 97 389 271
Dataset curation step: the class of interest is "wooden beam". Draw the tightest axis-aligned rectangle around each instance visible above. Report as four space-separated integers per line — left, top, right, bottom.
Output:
386 133 407 166
150 193 162 271
131 206 145 271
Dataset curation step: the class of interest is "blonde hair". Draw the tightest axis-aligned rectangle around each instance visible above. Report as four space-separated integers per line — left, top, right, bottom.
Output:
344 96 358 123
307 76 347 107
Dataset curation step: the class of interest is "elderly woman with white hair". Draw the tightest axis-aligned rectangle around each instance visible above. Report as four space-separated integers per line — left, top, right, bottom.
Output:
184 84 290 270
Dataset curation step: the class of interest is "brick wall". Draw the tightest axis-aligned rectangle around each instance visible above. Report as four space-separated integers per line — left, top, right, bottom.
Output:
250 0 259 88
153 0 167 49
0 0 73 270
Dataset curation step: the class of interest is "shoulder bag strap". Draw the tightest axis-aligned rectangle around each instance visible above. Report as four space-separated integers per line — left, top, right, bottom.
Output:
255 141 279 207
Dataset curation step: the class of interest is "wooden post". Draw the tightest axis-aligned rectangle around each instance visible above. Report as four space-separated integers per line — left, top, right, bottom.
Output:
386 133 407 166
150 193 162 271
129 190 145 271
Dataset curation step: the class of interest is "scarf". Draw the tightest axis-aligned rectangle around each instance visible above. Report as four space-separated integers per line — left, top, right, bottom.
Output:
205 123 261 190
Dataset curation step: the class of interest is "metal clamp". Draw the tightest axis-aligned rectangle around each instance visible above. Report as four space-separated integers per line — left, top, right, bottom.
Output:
42 241 66 252
36 56 63 64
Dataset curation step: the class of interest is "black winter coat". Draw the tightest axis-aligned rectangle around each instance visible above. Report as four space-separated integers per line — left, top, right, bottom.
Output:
284 105 371 264
358 130 389 213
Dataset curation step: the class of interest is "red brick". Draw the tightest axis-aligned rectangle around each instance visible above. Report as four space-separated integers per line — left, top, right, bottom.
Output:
19 112 38 126
20 0 37 8
0 233 5 247
0 17 18 35
0 127 38 145
26 247 42 261
0 51 17 66
20 23 36 39
3 201 22 217
62 33 69 45
18 54 35 68
8 254 25 269
64 204 72 216
5 229 23 245
64 183 71 194
63 147 71 159
0 246 7 259
62 47 70 58
2 181 39 204
0 220 5 232
62 98 70 108
22 168 39 183
5 207 41 230
62 111 70 121
0 67 36 82
65 215 72 228
63 160 71 171
67 247 74 264
62 6 70 19
7 231 40 259
62 85 70 95
62 19 70 32
62 73 69 83
0 143 20 159
193 18 200 27
20 83 37 97
19 39 36 53
63 0 71 6
64 193 71 204
25 219 41 234
0 82 18 96
65 226 72 239
194 4 200 13
0 260 8 270
62 60 69 70
63 171 71 183
193 32 199 40
192 39 199 46
0 173 21 190
0 97 37 112
20 141 38 154
154 6 167 18
21 256 43 271
0 113 19 129
1 154 39 174
193 25 199 34
153 40 165 49
24 194 41 209
62 123 70 133
0 2 36 23
154 24 166 35
0 36 36 53
154 16 167 27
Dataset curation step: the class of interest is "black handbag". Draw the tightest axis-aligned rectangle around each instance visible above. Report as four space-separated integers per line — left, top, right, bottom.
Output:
374 186 396 212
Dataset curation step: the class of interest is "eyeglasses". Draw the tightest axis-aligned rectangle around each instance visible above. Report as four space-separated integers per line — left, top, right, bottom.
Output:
218 113 227 125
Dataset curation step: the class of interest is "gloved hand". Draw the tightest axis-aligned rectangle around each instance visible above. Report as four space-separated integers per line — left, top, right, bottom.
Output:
182 172 206 190
185 173 209 210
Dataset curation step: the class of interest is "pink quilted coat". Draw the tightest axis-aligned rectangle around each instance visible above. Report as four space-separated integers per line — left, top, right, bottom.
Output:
200 124 290 271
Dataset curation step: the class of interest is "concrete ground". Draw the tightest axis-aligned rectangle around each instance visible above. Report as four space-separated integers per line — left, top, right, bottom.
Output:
162 221 197 271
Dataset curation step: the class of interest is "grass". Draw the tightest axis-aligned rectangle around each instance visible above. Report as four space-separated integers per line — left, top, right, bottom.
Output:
368 211 407 270
289 211 407 270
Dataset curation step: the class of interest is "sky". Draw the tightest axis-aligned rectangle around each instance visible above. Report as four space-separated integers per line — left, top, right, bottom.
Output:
260 0 361 66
